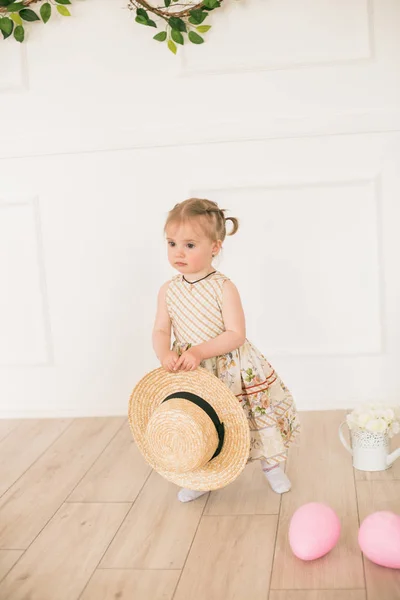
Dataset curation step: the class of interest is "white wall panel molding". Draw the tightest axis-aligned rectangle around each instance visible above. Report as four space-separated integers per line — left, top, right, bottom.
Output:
0 44 28 92
192 177 384 358
0 197 53 367
1 117 400 163
181 0 372 76
1 0 399 161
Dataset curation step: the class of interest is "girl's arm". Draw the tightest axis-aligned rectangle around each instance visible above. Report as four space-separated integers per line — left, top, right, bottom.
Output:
152 281 172 362
196 280 246 360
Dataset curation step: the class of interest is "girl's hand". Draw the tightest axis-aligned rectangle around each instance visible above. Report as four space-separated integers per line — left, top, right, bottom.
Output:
174 347 203 371
161 350 178 372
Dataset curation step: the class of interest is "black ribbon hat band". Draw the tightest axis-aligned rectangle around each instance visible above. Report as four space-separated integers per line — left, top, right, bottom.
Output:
162 391 225 460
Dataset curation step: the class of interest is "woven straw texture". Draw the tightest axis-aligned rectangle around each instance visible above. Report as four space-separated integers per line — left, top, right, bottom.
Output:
128 367 250 491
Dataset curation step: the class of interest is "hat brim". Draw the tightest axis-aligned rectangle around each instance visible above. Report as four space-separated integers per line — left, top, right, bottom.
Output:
128 366 250 491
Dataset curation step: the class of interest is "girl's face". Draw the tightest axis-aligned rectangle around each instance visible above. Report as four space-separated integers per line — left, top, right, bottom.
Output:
166 220 221 276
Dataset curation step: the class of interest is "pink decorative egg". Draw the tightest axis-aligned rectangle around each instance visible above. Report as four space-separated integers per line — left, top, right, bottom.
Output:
358 511 400 569
289 503 341 561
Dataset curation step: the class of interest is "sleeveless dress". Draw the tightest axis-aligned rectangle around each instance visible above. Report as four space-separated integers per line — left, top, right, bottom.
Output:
166 270 300 466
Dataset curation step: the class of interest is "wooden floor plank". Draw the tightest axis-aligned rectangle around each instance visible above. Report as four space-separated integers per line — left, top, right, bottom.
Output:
0 418 72 497
271 411 364 590
80 569 180 600
0 550 24 583
0 502 130 600
1 412 398 599
0 420 20 444
101 471 207 569
269 592 366 600
0 417 124 549
68 421 151 502
174 515 277 600
356 480 400 600
205 459 281 516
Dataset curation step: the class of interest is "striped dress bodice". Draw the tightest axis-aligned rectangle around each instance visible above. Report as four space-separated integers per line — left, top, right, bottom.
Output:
166 271 229 345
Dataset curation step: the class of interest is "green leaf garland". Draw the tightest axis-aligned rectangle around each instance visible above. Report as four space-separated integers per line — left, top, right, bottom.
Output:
1 0 226 49
129 0 225 53
0 0 73 41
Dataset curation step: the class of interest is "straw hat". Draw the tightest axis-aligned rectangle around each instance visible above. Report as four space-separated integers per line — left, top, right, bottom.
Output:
128 366 250 491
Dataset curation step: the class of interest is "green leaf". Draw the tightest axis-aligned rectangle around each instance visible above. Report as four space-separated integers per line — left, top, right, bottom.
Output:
188 9 207 25
6 2 24 12
153 30 167 42
164 0 171 6
136 8 148 19
196 25 211 33
167 39 177 54
0 16 13 38
56 5 70 16
10 12 22 25
202 0 220 8
40 2 51 24
168 16 186 32
19 8 40 21
0 1 14 6
135 15 147 25
147 19 157 28
188 31 204 44
171 28 184 45
14 23 24 42
55 0 71 4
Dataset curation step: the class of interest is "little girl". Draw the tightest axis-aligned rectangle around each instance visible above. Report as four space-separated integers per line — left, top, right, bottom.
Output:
152 198 300 502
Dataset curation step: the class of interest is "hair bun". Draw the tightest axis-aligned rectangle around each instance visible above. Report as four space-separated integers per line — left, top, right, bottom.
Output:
225 216 239 236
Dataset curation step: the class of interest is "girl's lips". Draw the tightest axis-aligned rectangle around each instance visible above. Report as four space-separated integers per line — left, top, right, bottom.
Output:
176 262 187 266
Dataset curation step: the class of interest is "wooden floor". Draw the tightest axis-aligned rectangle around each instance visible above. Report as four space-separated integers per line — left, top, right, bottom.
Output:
0 411 399 600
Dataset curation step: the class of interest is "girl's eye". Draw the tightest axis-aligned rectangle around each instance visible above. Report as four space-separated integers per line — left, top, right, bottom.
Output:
187 243 195 249
168 241 175 247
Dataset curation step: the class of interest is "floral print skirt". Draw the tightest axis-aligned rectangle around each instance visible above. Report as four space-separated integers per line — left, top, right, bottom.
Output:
173 339 300 466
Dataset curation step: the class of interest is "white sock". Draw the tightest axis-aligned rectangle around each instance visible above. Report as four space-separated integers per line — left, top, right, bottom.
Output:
261 462 291 494
178 488 209 503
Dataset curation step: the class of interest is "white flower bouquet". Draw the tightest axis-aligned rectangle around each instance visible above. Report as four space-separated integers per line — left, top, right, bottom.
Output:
346 403 400 438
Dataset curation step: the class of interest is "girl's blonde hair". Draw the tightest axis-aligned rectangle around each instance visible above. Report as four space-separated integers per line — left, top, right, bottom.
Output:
164 198 239 242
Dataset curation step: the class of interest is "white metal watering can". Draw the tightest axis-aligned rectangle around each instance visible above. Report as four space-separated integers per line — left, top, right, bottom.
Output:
339 422 400 471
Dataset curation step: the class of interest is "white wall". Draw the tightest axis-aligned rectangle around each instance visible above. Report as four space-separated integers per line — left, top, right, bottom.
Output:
1 0 400 417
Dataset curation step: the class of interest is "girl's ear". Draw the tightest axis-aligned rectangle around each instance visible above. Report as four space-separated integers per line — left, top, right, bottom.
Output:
212 240 222 256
